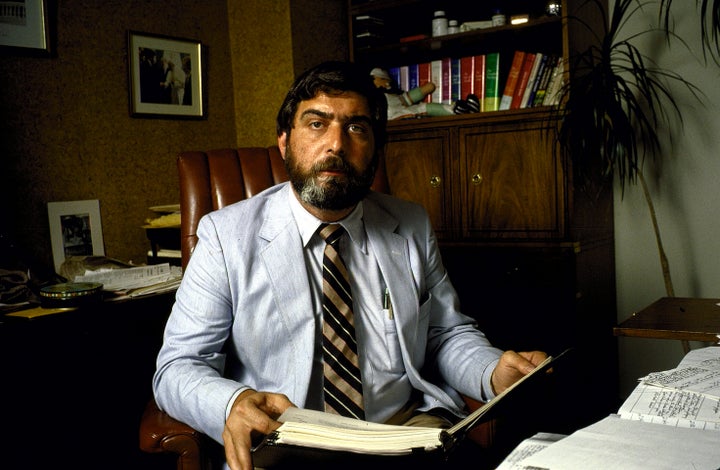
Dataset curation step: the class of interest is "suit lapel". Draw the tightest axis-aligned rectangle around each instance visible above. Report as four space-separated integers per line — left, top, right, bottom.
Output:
364 198 460 407
258 186 316 397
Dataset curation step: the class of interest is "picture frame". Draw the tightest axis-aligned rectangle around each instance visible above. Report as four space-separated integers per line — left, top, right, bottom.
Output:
127 31 205 119
48 200 105 273
0 0 53 55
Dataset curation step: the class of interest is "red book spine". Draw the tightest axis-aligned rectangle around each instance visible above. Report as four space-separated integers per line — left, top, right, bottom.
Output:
511 53 536 109
460 56 475 99
474 55 486 110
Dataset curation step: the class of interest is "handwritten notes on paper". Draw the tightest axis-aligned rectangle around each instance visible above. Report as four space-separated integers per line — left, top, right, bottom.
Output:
618 346 720 430
501 347 720 470
520 415 720 470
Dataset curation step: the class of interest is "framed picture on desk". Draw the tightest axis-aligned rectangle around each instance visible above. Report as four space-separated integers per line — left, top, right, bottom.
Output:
48 200 105 274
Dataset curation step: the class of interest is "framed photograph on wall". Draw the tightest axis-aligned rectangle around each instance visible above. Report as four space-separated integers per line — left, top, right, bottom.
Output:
0 0 53 55
48 200 105 273
127 31 205 119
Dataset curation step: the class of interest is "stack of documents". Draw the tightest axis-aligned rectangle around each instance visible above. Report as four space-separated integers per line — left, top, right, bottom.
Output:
498 346 720 470
74 262 182 298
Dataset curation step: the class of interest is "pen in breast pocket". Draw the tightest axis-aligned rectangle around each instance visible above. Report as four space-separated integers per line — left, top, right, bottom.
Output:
383 287 393 319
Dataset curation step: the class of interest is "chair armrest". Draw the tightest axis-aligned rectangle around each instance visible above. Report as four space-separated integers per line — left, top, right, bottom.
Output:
139 399 212 470
462 395 496 449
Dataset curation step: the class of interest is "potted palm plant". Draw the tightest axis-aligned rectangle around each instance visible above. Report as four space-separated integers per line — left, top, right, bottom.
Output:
549 0 718 318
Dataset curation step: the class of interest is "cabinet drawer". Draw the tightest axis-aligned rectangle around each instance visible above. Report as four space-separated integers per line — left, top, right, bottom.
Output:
384 128 454 238
460 120 566 239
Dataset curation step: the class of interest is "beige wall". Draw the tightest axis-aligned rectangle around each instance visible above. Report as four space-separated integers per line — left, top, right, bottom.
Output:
0 0 346 275
228 0 349 147
228 0 293 147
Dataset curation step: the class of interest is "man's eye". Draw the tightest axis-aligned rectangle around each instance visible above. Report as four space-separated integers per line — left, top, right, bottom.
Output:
309 121 324 129
348 123 368 134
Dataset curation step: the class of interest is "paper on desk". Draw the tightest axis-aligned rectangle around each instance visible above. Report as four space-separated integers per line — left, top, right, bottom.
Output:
640 346 720 399
74 263 182 292
618 382 720 430
519 414 720 470
495 432 566 470
6 306 76 319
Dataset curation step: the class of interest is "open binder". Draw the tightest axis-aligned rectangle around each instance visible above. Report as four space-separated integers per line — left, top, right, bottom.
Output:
251 349 571 468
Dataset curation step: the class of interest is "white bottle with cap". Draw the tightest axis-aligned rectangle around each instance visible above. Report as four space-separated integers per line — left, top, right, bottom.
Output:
448 20 459 34
492 9 506 27
432 10 448 37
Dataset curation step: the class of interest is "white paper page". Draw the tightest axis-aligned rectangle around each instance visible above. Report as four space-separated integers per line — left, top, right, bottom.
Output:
618 382 720 430
75 263 181 291
678 346 720 368
274 408 443 454
520 415 720 470
495 432 566 470
278 407 435 432
640 347 720 398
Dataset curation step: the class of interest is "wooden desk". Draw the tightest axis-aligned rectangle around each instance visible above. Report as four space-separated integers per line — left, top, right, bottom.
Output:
614 297 720 343
1 291 176 470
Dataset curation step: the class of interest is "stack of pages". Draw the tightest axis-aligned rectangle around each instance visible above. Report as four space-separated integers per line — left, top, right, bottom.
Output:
74 262 182 298
497 346 720 470
251 352 569 468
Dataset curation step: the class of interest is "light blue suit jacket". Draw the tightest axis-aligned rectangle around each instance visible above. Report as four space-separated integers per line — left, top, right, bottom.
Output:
153 183 502 443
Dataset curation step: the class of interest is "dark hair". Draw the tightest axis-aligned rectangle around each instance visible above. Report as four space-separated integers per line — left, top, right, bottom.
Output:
275 61 388 152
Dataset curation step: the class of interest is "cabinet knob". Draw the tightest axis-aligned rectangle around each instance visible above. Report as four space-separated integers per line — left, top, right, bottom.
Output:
472 173 483 185
429 175 442 187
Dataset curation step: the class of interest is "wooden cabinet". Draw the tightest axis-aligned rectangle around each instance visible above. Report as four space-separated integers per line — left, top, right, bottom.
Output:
384 109 565 241
349 0 617 445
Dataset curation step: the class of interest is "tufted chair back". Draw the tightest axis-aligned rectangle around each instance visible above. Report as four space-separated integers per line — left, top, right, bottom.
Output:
177 146 390 268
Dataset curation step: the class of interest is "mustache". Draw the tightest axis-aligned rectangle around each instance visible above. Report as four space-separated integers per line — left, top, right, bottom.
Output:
312 155 351 174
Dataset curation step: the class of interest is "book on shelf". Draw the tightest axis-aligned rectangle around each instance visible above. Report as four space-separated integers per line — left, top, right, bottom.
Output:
430 59 442 103
501 346 720 469
498 50 525 111
520 52 544 108
474 55 486 111
460 56 475 99
510 52 536 109
250 350 569 468
407 63 419 91
451 58 461 103
542 58 565 106
387 67 401 90
399 65 409 92
440 57 452 104
531 55 556 107
484 52 501 112
418 62 432 102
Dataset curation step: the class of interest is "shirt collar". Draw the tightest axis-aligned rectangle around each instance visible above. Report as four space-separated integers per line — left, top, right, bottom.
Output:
287 187 368 253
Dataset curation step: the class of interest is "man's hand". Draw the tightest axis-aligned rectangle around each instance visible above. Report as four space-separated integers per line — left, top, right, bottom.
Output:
222 389 295 470
490 350 548 395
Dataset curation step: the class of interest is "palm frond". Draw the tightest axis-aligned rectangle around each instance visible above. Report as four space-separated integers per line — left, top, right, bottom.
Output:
550 0 702 195
660 0 720 64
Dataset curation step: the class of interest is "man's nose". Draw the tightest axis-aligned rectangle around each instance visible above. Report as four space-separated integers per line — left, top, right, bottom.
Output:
325 124 347 154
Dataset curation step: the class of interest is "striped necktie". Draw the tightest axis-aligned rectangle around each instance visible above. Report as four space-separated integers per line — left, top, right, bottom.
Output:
318 223 365 420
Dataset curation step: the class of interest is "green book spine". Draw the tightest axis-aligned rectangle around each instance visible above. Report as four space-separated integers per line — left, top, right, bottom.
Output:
484 52 500 112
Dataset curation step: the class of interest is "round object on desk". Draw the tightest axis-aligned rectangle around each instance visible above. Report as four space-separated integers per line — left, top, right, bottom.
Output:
39 282 103 308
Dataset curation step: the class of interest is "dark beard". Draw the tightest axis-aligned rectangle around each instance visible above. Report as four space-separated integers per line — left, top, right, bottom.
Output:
284 145 376 211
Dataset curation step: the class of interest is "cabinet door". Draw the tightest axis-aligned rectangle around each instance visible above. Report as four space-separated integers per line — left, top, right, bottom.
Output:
384 127 454 239
460 119 566 239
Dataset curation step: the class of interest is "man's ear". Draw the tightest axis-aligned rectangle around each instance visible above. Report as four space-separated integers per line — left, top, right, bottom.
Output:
278 132 287 159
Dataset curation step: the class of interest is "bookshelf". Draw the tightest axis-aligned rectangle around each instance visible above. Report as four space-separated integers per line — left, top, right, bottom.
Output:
347 0 617 448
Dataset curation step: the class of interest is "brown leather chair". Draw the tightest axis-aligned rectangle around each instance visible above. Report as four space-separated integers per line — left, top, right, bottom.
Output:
139 146 493 470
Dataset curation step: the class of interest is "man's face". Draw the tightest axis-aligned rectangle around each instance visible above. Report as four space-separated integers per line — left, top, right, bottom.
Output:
280 91 377 212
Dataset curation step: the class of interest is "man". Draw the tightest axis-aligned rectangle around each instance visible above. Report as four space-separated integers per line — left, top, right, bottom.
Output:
153 61 547 470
